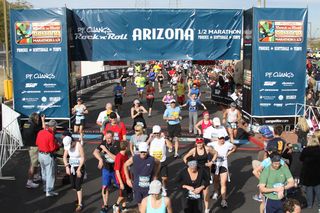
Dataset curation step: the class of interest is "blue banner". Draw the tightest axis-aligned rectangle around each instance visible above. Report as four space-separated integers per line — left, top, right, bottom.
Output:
251 8 307 118
10 8 70 118
71 9 242 61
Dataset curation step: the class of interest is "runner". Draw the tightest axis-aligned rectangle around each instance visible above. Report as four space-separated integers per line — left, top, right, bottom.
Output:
163 99 182 158
146 125 173 195
195 111 212 144
134 73 146 100
183 138 217 213
176 158 209 213
63 137 85 212
259 153 294 213
130 124 148 156
147 69 156 87
176 78 186 105
119 70 129 95
72 97 88 144
189 83 201 98
222 102 241 144
180 93 207 134
113 141 131 213
124 143 160 211
157 71 165 93
170 73 179 95
145 81 155 117
113 82 124 113
140 180 173 213
207 133 236 208
93 131 120 213
204 117 228 142
96 103 120 133
183 61 190 75
103 112 127 142
131 99 148 130
162 91 174 109
127 65 135 84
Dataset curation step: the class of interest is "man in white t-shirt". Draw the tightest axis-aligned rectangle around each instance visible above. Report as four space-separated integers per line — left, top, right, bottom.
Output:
204 117 228 142
146 125 173 196
96 103 120 132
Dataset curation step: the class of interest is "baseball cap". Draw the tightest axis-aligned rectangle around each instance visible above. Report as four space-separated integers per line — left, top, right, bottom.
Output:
47 119 57 127
196 138 204 144
133 99 140 105
270 153 281 162
170 99 176 103
152 125 161 133
148 180 162 195
167 90 171 94
139 142 149 152
217 132 225 139
230 102 236 107
63 136 72 151
259 126 273 139
212 117 221 126
109 112 117 119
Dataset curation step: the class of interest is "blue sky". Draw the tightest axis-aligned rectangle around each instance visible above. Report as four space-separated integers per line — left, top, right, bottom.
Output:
13 0 320 38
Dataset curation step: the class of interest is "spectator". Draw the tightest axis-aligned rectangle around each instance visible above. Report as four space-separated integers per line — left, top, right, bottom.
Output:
266 125 287 155
295 116 310 148
300 135 320 210
283 198 301 213
36 119 60 197
22 112 45 189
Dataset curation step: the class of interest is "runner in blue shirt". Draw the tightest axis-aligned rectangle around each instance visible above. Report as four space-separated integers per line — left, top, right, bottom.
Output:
113 82 123 113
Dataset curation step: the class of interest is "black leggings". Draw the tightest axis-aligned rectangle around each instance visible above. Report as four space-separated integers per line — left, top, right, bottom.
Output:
70 166 85 191
183 199 203 213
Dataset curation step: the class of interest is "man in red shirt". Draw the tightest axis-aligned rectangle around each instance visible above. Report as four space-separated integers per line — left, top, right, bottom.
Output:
103 112 127 142
113 141 131 212
36 119 60 197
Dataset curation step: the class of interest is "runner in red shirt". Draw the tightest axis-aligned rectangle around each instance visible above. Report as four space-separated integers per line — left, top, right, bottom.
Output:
113 141 131 212
103 112 127 142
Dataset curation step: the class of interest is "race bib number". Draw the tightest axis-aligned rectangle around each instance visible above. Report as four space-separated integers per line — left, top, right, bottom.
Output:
172 112 179 119
138 176 150 188
75 116 82 125
152 150 163 161
69 158 80 166
230 122 237 129
187 191 201 200
104 154 114 163
272 183 284 195
113 133 119 141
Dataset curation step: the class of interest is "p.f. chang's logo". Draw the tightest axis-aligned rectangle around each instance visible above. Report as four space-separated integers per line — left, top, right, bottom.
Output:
75 27 128 40
132 28 194 41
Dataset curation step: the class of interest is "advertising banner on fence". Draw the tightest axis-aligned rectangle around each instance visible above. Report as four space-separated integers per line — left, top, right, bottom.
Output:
71 9 242 61
10 8 70 118
251 8 307 119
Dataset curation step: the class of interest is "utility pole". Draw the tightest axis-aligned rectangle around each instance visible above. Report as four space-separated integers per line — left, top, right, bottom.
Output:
3 0 10 79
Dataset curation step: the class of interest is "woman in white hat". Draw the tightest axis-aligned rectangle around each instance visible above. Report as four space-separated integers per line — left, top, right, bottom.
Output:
140 180 172 213
63 137 86 212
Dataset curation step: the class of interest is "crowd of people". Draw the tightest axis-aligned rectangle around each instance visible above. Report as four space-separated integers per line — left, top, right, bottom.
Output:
19 60 320 213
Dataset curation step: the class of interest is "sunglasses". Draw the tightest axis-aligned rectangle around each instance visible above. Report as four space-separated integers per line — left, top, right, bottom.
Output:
140 151 148 154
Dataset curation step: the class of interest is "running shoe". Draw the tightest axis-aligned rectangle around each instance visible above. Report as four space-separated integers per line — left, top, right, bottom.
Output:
211 192 218 200
221 199 228 208
112 204 119 213
75 204 83 212
100 205 108 213
174 153 179 158
26 181 39 189
46 191 59 197
204 209 211 213
252 194 263 202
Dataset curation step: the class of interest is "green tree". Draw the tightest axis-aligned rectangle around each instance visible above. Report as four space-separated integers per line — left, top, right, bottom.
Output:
0 0 33 44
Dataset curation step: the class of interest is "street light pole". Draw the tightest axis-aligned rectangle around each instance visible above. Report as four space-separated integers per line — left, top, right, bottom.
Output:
3 0 10 79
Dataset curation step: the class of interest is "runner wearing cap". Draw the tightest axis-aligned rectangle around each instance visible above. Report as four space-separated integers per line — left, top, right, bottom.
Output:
124 143 160 211
130 124 148 156
72 98 88 144
63 137 85 212
146 125 173 196
162 91 174 108
103 112 127 142
163 99 182 158
180 93 207 134
131 99 148 130
183 138 217 213
140 180 173 213
93 131 120 212
176 157 209 213
204 117 228 143
207 133 236 208
259 153 294 213
222 102 241 144
195 111 212 144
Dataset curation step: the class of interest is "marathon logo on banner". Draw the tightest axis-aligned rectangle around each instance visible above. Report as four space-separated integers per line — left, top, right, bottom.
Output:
75 27 128 40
